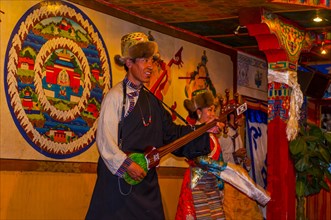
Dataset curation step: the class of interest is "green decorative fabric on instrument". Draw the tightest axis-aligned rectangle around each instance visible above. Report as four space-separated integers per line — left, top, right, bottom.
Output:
123 153 148 185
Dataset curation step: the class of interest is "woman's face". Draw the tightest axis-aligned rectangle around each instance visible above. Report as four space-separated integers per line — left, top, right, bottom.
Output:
198 105 216 123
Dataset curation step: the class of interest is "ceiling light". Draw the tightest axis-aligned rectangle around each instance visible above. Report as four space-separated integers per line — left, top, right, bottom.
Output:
313 15 323 22
233 26 241 35
233 25 246 35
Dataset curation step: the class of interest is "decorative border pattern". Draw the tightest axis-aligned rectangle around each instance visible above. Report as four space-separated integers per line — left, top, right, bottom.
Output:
263 10 315 63
268 83 290 122
0 159 186 176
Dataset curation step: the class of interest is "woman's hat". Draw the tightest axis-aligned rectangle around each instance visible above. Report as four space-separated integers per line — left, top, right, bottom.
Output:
184 91 215 114
114 32 159 66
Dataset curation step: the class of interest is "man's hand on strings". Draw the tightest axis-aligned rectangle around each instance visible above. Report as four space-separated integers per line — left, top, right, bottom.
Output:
126 162 146 181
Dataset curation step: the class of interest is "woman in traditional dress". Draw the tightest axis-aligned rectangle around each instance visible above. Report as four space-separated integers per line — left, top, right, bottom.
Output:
175 91 226 220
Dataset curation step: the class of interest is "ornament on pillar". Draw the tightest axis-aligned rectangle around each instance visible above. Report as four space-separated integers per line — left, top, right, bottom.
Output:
240 8 314 141
268 69 303 140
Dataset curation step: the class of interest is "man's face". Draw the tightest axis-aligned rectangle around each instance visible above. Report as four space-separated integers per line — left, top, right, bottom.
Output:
126 57 154 85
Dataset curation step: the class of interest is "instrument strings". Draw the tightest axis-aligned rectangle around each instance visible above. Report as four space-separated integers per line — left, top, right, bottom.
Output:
159 120 218 157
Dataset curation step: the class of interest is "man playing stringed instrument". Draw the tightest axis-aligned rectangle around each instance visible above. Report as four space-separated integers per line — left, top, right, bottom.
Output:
85 32 223 220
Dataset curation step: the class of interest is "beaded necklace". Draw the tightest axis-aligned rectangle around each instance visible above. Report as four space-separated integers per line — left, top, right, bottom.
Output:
138 91 152 127
124 78 152 127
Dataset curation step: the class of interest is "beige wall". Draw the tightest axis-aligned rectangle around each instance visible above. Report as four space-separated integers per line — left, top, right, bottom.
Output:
0 0 233 165
0 1 230 219
0 170 183 220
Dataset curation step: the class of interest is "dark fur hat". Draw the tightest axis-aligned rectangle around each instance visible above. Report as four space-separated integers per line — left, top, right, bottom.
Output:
184 91 215 114
114 32 159 66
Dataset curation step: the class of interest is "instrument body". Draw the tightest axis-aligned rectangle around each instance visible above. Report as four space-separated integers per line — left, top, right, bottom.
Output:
123 147 160 185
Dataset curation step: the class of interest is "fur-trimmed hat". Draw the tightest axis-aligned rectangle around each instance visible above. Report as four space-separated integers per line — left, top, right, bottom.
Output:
184 91 215 114
114 32 159 66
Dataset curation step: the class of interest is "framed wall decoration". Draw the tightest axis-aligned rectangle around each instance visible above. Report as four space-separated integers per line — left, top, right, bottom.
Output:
3 0 111 159
237 51 268 101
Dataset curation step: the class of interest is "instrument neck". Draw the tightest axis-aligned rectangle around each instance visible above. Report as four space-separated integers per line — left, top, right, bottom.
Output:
158 119 218 158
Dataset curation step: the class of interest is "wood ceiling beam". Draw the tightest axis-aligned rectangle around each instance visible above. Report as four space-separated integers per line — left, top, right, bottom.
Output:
67 0 236 56
207 33 249 38
305 26 331 31
234 45 259 49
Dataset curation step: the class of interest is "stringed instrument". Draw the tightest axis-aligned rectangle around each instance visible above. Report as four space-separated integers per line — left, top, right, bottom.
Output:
123 101 247 185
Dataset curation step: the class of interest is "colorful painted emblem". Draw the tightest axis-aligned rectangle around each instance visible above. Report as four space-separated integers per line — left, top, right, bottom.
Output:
263 11 315 63
4 1 111 158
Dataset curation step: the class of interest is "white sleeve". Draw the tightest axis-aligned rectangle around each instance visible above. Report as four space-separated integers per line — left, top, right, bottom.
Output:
235 134 244 151
219 135 235 163
96 84 127 174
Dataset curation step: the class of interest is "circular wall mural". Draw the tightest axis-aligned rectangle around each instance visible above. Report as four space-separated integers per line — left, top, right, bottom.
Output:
4 0 112 159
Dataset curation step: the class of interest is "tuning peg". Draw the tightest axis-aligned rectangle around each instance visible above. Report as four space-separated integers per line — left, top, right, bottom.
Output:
234 93 239 106
225 89 230 105
218 95 224 113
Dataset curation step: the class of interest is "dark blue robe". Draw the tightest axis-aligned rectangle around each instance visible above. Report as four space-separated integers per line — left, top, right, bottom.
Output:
86 88 210 220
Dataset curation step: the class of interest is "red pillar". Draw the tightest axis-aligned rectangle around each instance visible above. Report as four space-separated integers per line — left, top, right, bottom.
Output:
239 7 314 220
267 84 296 219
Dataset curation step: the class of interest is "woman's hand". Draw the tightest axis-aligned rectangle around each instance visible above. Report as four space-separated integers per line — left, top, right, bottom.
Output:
206 118 225 134
234 148 247 158
243 156 251 167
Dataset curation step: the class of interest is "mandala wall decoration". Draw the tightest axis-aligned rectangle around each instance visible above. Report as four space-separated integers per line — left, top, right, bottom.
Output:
4 0 112 159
